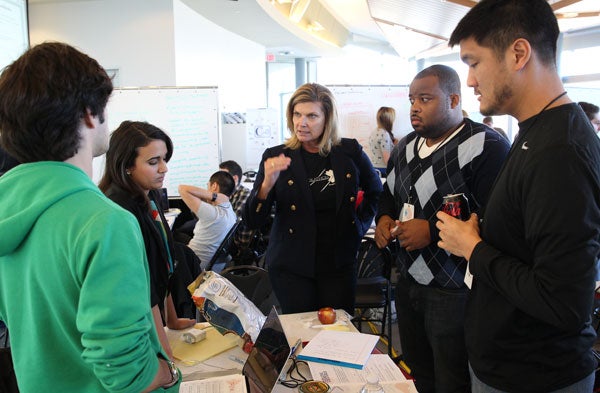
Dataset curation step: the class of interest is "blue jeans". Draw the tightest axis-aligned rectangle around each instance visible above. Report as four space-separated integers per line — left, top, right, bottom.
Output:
395 276 470 393
470 365 595 393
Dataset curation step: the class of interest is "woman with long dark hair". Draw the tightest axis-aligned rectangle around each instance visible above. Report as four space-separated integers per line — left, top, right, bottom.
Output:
99 121 195 358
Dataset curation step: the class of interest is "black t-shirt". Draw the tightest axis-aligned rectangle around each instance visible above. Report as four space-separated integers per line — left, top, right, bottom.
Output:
301 149 336 272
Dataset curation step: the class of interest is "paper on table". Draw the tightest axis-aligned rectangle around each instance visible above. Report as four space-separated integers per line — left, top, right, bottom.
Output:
296 330 379 369
308 355 417 393
308 354 406 383
180 373 247 393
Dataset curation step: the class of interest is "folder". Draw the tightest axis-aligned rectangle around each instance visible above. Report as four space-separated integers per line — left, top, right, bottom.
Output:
296 330 379 370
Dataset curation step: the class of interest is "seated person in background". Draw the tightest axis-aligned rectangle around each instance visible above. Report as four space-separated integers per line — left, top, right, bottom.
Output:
219 160 258 254
99 121 196 359
219 160 250 214
179 171 237 269
578 101 600 133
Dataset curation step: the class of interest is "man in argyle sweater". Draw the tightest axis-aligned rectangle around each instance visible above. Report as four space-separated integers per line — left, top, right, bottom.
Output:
375 64 509 393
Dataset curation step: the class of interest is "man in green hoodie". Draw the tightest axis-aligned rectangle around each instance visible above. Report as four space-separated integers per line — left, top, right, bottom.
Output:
0 43 180 392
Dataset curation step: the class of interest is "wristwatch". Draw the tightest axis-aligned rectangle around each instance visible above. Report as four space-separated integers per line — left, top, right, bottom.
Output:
162 359 179 389
211 192 218 202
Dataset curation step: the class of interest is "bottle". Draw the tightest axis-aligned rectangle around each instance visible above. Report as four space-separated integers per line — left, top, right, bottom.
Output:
359 375 384 393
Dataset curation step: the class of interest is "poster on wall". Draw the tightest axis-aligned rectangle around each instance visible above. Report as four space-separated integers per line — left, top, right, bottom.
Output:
246 108 280 171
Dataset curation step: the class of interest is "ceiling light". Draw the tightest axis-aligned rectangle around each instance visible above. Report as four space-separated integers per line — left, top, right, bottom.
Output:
561 12 579 18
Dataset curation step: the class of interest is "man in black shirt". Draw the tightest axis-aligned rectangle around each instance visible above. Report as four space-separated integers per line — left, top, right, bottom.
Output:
437 0 600 391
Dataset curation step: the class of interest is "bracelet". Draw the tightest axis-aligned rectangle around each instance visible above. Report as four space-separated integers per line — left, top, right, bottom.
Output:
162 359 179 389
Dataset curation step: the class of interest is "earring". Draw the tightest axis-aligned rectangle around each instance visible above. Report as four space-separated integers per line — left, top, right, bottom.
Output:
126 170 131 175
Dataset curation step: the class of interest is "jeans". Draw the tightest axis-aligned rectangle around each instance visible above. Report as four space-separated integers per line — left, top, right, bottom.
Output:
470 365 595 393
395 276 470 393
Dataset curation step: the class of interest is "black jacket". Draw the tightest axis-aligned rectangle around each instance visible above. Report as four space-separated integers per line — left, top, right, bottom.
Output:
105 186 173 312
243 138 382 277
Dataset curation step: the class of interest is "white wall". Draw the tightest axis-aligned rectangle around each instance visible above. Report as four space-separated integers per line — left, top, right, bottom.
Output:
29 0 177 87
173 0 267 112
28 0 267 114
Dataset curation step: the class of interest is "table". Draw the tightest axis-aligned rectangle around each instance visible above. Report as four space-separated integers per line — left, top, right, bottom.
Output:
274 309 357 393
167 309 355 382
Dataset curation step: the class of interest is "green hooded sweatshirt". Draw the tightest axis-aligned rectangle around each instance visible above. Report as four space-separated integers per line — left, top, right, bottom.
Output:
0 162 178 392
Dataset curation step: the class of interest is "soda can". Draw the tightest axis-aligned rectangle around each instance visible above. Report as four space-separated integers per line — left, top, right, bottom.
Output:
441 193 470 221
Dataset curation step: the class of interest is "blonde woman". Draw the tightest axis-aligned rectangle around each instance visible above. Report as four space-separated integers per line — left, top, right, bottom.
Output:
243 83 382 314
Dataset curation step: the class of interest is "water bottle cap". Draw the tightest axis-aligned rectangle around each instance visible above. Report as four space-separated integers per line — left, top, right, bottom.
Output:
366 375 379 384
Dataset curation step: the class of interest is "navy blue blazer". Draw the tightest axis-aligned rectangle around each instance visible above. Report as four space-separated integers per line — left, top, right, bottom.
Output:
243 138 382 278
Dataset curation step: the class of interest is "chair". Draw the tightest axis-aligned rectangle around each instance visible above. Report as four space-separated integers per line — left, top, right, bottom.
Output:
220 265 279 315
206 219 242 272
352 237 394 355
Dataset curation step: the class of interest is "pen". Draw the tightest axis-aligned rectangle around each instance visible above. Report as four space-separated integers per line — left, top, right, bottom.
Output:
278 338 303 383
290 338 302 357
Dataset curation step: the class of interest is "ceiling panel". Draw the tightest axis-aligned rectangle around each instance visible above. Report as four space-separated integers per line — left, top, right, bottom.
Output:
28 0 600 60
368 0 469 40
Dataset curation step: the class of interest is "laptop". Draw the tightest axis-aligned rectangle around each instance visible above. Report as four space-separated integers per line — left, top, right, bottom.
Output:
243 307 293 393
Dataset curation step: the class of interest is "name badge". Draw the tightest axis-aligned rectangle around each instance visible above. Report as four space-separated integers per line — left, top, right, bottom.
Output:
400 203 414 222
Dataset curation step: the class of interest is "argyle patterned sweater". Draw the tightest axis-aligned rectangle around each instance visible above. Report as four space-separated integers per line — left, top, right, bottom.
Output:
377 118 510 288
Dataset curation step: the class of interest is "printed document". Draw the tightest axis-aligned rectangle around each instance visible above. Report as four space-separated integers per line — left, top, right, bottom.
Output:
180 373 247 393
296 330 379 369
308 354 417 393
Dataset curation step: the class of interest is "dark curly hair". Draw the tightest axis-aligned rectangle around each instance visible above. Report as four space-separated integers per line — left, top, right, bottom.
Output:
0 42 113 163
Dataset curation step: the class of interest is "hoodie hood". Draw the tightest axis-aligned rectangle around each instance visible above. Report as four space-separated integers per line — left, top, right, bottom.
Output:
0 162 101 256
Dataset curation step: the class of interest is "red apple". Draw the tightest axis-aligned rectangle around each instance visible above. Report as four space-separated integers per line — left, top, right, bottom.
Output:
317 307 336 324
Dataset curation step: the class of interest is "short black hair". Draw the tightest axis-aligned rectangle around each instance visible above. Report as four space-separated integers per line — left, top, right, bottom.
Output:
578 102 599 122
449 0 559 66
219 160 243 185
0 42 113 163
209 170 235 197
414 64 461 97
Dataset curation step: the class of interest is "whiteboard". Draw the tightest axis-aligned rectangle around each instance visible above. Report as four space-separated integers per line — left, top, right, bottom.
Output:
0 0 28 73
329 85 412 149
93 87 220 197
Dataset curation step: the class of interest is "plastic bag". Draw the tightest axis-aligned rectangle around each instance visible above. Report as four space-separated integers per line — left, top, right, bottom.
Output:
188 271 266 343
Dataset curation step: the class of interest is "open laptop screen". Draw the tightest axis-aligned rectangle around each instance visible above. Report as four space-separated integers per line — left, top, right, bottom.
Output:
243 308 291 393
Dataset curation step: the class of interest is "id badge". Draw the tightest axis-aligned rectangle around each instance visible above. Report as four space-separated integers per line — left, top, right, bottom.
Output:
400 203 414 222
464 262 473 289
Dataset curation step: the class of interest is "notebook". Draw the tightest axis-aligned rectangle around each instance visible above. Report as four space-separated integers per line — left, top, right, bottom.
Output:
242 307 292 393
